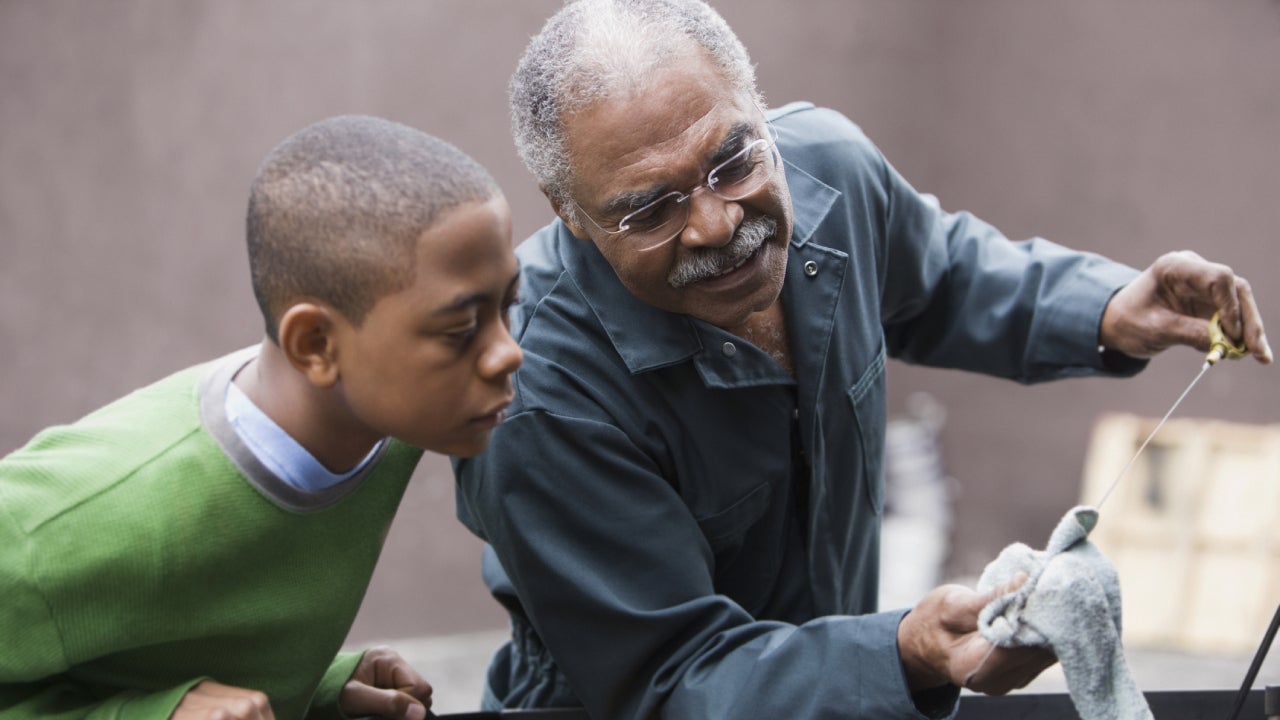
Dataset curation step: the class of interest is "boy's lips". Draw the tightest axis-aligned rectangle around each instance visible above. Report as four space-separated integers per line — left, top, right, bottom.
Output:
473 398 513 428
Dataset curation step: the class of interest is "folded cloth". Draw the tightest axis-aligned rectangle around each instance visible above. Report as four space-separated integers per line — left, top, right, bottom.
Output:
976 506 1153 720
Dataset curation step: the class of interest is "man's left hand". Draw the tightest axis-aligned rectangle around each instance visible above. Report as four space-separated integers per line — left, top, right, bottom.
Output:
1100 250 1272 364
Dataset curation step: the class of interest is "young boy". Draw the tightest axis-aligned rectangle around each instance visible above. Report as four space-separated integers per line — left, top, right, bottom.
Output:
0 115 523 720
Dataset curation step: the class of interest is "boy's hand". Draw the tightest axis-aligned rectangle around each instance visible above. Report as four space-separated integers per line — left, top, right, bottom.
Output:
897 573 1057 695
339 646 433 720
171 680 275 720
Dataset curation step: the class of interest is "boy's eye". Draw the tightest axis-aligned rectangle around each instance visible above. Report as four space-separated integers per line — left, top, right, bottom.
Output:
501 296 521 326
444 324 478 343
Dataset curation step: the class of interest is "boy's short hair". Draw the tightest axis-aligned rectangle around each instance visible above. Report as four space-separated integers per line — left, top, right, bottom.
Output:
246 115 501 342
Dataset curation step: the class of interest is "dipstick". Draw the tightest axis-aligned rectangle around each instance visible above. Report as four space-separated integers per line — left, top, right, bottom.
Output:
1095 312 1246 510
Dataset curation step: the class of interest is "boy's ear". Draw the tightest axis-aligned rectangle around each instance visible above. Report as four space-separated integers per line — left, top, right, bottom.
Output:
545 187 591 241
276 303 341 389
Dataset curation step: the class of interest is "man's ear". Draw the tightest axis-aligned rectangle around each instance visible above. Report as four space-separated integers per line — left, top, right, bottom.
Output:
277 302 341 389
545 187 591 241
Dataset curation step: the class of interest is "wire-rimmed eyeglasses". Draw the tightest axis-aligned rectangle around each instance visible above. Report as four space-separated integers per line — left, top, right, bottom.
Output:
573 111 781 252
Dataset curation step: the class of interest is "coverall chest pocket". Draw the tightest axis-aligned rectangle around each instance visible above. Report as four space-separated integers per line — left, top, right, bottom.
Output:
846 346 887 515
693 480 773 550
681 388 792 554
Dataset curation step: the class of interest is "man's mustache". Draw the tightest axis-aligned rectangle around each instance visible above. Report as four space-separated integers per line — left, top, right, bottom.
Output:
668 215 778 288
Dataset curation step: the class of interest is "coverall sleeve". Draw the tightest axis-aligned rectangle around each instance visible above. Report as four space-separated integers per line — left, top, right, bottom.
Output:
771 103 1142 383
461 409 951 720
872 143 1144 382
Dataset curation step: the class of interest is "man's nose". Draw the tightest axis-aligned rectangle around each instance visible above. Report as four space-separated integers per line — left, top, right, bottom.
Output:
677 187 744 249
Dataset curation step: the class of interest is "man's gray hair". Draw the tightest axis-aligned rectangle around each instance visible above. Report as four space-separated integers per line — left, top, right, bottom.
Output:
510 0 760 223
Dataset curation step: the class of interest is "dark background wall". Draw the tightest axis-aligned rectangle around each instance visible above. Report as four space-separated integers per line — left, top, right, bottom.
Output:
3 1 1277 645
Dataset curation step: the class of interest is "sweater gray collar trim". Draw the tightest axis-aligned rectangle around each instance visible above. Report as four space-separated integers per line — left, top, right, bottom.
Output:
198 346 389 513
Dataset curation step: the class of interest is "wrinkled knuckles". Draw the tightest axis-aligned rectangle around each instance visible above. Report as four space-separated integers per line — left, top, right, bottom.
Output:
1167 249 1205 265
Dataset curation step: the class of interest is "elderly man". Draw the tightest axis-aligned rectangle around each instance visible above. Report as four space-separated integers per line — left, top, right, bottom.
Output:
454 1 1270 718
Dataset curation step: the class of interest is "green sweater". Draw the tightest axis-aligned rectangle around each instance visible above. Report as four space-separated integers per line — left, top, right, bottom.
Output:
0 349 423 720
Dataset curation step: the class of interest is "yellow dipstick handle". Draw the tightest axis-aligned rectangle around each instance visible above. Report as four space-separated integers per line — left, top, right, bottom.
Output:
1206 311 1248 365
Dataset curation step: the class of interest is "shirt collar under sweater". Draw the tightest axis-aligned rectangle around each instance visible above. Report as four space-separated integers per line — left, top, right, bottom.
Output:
199 347 392 512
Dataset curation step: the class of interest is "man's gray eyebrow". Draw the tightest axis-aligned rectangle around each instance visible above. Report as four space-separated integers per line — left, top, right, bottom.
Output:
709 122 755 164
597 121 758 220
601 188 669 219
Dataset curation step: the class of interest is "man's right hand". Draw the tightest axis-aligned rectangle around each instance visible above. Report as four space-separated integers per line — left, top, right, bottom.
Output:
171 680 275 720
896 573 1057 695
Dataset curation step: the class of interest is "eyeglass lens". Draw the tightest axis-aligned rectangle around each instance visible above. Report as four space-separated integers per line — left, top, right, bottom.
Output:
623 136 778 250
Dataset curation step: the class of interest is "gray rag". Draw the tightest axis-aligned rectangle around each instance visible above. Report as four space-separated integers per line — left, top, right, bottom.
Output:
976 505 1153 720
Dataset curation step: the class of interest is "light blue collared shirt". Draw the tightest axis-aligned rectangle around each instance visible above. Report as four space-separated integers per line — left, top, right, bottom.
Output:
225 380 383 493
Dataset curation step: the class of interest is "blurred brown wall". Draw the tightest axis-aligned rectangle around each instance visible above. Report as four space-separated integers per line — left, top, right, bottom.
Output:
2 1 1278 644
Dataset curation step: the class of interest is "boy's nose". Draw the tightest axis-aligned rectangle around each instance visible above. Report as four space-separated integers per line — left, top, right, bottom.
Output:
482 328 523 378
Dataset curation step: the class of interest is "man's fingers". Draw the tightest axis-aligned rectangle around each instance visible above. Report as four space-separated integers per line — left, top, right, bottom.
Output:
340 682 427 720
1099 249 1271 361
964 643 1057 696
1165 254 1271 363
1235 278 1273 364
967 571 1029 615
998 571 1030 596
1198 263 1243 340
